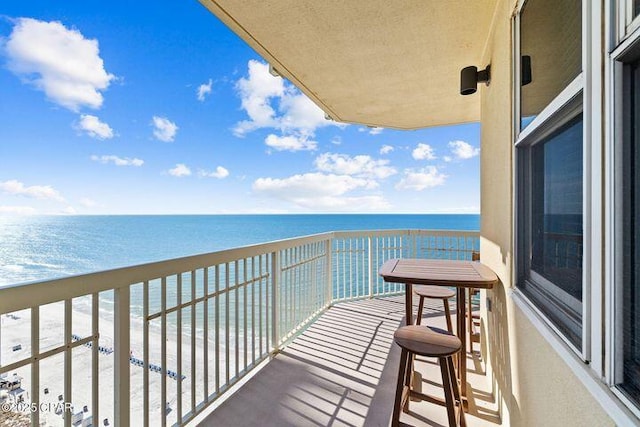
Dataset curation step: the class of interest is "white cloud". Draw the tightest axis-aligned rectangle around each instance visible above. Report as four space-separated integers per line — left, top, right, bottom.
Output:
449 140 480 159
3 18 115 111
0 179 64 201
233 60 284 136
265 134 317 152
278 92 332 136
252 173 388 211
79 198 97 207
90 155 144 166
412 143 437 160
331 136 342 145
254 173 372 197
380 145 394 155
443 156 453 162
314 153 396 179
395 167 447 191
62 206 77 214
233 60 341 138
76 114 114 139
357 127 383 135
199 166 229 179
168 163 191 177
197 79 212 101
152 116 178 142
0 206 37 215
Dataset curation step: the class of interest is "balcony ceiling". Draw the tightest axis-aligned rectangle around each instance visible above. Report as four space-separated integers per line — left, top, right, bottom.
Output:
199 1 497 130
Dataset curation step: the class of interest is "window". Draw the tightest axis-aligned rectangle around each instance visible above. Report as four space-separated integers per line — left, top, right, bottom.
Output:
518 111 584 349
618 48 640 406
515 0 584 353
520 0 581 129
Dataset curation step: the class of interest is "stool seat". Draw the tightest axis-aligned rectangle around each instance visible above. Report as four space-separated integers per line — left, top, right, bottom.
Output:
414 286 456 334
394 325 461 357
414 285 456 299
392 325 466 427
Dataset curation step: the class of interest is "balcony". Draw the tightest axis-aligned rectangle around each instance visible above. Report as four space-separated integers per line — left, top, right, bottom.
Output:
0 229 496 426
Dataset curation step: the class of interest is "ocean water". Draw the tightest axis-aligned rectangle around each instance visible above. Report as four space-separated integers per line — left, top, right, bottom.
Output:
0 214 479 287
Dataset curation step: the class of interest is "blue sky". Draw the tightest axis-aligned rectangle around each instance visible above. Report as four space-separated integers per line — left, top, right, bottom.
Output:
0 1 480 215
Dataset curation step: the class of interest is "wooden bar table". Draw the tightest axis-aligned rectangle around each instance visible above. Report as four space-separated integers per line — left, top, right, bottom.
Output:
379 258 498 398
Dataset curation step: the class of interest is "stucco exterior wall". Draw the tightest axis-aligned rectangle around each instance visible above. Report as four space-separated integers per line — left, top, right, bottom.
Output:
478 0 614 425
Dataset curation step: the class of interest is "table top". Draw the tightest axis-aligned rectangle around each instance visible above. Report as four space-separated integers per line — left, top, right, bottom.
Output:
379 258 498 289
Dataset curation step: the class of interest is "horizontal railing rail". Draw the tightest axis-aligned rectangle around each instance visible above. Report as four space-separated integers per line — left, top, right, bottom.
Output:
0 229 478 427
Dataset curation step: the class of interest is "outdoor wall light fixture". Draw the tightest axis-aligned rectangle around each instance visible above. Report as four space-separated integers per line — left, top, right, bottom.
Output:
521 55 532 86
460 64 491 95
268 64 280 77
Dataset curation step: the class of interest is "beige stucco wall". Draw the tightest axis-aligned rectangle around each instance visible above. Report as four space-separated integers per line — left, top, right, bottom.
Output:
478 0 614 425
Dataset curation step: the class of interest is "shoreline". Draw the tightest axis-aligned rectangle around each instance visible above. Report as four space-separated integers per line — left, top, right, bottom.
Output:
0 302 217 426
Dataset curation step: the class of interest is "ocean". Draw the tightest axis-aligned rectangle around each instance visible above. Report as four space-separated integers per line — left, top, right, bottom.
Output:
0 214 479 287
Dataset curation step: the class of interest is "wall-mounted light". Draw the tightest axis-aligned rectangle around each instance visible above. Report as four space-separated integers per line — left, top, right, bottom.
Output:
460 65 491 95
521 55 532 86
269 64 280 77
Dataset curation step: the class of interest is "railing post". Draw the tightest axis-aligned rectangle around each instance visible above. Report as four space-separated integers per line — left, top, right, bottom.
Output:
368 236 374 299
412 230 417 258
271 251 280 352
64 299 72 427
114 286 130 427
325 238 333 305
30 307 39 427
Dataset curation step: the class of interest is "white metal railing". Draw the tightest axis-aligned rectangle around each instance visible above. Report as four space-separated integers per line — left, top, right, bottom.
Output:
0 229 478 426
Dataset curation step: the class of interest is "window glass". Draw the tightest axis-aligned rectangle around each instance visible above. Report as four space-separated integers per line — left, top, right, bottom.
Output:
520 0 582 129
519 114 583 349
636 0 640 18
621 57 640 403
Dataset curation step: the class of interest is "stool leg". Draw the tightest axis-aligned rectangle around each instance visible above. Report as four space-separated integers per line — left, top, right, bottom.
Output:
404 350 414 410
416 296 425 325
444 299 457 368
467 289 473 351
444 298 453 334
440 357 457 427
392 349 409 427
447 355 466 427
447 358 467 427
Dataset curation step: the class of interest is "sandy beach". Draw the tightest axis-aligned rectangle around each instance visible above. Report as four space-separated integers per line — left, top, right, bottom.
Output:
0 299 217 427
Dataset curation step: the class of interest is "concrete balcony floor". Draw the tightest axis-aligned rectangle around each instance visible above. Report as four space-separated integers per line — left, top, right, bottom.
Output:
198 295 501 427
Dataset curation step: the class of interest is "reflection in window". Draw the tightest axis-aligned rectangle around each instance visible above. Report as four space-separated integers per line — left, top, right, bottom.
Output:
520 0 582 129
621 57 640 405
519 114 583 349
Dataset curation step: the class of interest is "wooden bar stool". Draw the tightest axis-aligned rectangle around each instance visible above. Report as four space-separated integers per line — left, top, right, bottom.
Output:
414 285 455 333
392 325 466 427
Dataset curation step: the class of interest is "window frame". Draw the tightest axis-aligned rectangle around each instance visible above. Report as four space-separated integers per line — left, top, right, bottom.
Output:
617 0 640 40
513 0 590 360
608 19 640 418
